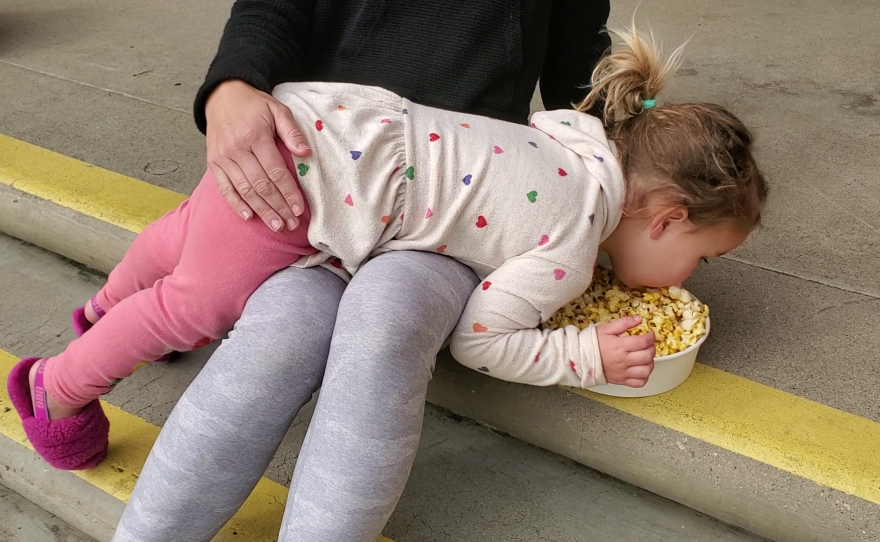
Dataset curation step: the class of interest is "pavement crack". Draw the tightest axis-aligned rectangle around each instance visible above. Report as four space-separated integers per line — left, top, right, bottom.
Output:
721 255 880 299
0 59 188 116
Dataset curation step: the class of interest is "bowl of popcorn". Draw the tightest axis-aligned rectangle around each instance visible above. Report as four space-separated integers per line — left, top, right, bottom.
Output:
546 267 710 397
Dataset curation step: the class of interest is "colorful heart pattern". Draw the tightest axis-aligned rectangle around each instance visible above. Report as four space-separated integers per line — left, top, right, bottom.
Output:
460 123 470 128
381 215 390 224
493 145 503 154
553 269 566 280
380 118 392 124
337 105 346 111
593 155 604 162
344 194 354 206
437 244 447 253
539 234 550 246
526 190 537 203
560 121 571 126
297 163 309 177
473 323 488 333
405 166 414 180
569 360 578 374
482 281 491 290
462 174 473 186
315 120 324 131
589 214 595 225
429 133 440 142
350 151 362 160
478 367 490 373
425 207 433 219
528 141 538 148
476 216 488 228
558 168 567 177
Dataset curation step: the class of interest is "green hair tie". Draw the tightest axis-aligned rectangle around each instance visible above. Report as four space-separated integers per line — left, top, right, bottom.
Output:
642 98 657 109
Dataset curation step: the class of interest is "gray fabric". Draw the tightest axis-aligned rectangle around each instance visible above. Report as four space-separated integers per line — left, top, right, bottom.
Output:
113 251 479 542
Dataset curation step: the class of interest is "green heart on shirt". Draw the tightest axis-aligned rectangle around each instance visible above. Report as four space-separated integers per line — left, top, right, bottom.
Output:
405 166 414 180
527 190 538 203
297 163 309 176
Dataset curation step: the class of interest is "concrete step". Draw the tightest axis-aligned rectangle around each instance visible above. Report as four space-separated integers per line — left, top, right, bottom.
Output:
2 123 879 542
0 483 96 542
0 234 766 542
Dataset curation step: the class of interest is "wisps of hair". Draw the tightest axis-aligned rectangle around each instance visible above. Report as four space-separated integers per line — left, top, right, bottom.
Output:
578 22 687 125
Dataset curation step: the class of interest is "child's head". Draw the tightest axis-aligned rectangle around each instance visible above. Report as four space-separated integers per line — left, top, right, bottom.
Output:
579 25 769 288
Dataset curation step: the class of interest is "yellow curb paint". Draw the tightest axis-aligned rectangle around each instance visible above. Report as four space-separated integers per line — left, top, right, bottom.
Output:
0 134 184 234
0 350 393 542
570 363 880 505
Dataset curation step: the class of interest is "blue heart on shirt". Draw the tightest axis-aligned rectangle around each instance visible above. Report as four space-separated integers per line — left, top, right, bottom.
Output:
350 151 362 160
462 174 472 186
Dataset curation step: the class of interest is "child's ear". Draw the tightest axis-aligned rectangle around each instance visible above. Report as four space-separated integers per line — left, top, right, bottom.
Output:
648 206 688 240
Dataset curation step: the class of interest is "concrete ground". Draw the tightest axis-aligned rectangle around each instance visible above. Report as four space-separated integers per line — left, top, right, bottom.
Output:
1 0 879 540
0 484 95 542
0 233 763 541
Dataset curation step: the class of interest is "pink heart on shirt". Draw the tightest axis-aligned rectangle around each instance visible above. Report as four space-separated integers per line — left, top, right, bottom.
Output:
344 194 353 206
493 145 503 154
380 118 392 124
553 269 566 280
425 207 433 219
538 234 550 246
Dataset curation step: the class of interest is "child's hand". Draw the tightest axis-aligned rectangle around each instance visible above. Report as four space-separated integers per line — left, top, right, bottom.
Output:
597 316 656 388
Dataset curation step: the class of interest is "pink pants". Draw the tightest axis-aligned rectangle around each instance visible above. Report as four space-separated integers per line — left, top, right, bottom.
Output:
44 141 317 407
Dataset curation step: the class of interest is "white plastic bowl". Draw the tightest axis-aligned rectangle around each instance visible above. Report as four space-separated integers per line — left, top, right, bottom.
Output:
590 317 710 398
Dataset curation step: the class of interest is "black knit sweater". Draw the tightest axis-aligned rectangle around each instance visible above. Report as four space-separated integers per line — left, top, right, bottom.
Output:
194 0 610 133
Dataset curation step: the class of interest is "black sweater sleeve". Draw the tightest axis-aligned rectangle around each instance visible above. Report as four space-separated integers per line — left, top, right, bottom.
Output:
193 0 316 134
539 0 611 116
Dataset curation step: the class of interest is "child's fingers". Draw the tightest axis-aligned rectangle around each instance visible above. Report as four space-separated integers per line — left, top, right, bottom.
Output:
625 361 654 380
619 331 655 353
598 315 643 337
625 347 655 367
623 377 649 388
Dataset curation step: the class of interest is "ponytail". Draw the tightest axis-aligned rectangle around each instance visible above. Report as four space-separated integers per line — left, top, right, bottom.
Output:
578 25 686 125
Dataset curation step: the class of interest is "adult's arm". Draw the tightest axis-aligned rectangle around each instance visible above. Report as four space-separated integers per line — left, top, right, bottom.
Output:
539 0 611 114
196 0 317 230
194 0 315 134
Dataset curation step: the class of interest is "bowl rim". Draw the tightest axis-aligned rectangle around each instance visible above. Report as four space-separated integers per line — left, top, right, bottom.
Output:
654 315 711 362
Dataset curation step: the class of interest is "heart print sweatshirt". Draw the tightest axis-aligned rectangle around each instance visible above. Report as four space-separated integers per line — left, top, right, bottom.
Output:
275 82 625 389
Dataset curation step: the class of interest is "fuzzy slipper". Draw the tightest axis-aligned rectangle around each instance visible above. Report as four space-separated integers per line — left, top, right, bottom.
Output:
72 302 176 363
6 357 109 470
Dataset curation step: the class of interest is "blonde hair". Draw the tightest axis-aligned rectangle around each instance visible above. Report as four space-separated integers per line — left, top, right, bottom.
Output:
578 25 768 231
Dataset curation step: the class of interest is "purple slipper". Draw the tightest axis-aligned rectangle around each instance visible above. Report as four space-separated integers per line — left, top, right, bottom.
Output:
72 302 176 363
6 357 109 470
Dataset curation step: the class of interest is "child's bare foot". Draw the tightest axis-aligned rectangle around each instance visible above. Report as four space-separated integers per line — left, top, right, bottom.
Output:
28 361 83 420
84 301 101 325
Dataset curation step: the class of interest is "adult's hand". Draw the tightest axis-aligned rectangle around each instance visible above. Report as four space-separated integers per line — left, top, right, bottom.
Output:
205 80 312 231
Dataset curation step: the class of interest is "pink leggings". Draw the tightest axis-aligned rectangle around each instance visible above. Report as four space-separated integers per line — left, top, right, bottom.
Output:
43 141 317 408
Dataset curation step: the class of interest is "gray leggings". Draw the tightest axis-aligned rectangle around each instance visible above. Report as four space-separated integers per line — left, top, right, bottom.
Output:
112 251 479 542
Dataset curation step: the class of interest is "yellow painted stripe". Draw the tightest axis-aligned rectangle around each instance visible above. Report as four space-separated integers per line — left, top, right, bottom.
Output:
0 134 184 233
571 363 880 505
0 350 393 542
2 134 879 509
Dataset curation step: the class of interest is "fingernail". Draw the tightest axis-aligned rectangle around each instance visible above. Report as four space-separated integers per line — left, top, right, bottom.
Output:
292 204 303 216
241 211 250 220
271 219 282 231
286 218 297 230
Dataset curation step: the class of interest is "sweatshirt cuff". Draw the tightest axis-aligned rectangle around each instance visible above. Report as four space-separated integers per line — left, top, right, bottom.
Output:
577 325 606 387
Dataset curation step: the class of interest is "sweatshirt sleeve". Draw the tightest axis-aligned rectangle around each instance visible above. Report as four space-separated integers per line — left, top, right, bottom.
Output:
193 0 316 134
448 253 606 389
539 0 611 116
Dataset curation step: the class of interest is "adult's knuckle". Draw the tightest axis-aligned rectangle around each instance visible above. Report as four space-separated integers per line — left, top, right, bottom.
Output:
253 179 276 196
236 182 255 198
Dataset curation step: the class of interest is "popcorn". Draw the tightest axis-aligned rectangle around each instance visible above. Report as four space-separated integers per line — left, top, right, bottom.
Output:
546 267 709 357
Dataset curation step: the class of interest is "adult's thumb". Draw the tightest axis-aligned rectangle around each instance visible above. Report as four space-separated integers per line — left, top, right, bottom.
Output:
272 103 311 157
599 315 642 336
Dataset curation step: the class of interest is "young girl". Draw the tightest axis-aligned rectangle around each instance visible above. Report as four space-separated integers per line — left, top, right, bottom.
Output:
8 27 767 470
